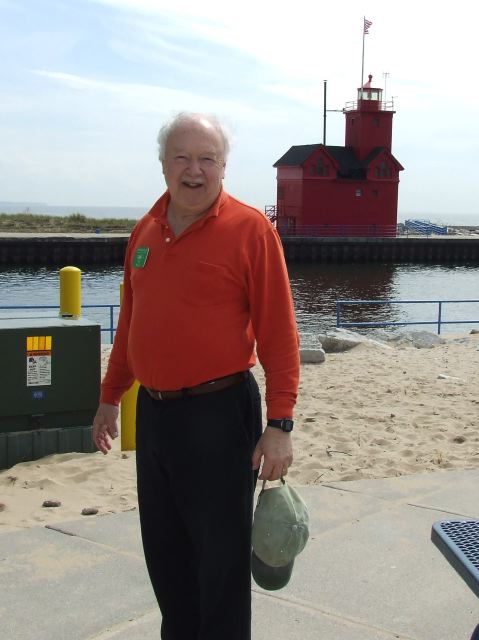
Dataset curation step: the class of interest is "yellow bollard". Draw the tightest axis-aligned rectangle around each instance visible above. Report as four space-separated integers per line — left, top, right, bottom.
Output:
121 380 139 451
59 266 81 318
119 282 138 451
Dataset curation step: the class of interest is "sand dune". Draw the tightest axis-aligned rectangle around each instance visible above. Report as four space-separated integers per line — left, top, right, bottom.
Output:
1 334 478 532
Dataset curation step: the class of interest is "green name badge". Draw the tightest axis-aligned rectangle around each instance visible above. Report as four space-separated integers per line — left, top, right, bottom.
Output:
133 246 149 268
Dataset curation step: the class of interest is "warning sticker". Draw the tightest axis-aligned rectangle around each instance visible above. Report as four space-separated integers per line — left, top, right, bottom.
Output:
26 336 52 387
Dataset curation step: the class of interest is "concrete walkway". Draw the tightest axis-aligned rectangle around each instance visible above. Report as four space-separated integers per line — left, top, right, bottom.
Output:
2 469 478 639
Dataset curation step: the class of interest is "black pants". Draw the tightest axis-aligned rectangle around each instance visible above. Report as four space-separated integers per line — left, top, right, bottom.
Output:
135 372 262 640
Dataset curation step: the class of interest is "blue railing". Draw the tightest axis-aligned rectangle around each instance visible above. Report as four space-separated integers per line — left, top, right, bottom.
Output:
404 219 448 236
0 304 120 343
4 300 479 341
336 299 479 335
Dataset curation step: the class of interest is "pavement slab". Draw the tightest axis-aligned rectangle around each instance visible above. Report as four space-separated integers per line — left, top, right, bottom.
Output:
266 501 478 639
1 469 478 640
325 468 479 510
45 509 144 556
0 525 155 640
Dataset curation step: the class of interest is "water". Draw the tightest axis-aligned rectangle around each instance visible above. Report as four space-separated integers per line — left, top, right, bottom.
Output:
288 263 479 344
1 264 479 343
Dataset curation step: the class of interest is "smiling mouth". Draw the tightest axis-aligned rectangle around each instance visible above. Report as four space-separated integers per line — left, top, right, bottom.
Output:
182 181 203 189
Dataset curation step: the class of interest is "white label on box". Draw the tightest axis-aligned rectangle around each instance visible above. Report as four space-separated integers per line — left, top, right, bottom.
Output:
26 352 52 386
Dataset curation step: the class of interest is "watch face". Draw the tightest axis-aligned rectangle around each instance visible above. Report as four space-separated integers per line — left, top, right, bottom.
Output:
282 419 294 432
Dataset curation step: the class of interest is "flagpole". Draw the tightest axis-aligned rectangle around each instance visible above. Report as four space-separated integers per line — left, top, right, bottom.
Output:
360 17 366 102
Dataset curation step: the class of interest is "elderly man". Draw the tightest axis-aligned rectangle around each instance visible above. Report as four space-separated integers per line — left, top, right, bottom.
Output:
92 112 300 640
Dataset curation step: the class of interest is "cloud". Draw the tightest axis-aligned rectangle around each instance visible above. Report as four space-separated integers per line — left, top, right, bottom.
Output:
31 69 275 125
33 70 103 92
89 0 361 82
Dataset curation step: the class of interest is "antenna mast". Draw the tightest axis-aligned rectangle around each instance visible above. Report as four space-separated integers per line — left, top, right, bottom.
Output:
323 80 327 145
383 71 390 104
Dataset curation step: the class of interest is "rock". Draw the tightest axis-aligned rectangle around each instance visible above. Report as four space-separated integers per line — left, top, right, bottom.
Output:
317 328 363 352
300 349 326 363
317 328 390 353
390 330 445 349
0 503 5 512
470 329 479 334
42 500 61 508
81 507 99 516
367 329 393 343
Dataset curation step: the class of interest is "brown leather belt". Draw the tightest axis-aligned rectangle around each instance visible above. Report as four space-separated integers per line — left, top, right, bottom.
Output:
145 371 248 401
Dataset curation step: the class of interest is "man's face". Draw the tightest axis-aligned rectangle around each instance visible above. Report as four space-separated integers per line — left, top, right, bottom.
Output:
162 120 226 217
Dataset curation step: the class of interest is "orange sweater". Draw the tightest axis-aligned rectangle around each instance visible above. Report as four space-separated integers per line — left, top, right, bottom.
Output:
101 190 300 418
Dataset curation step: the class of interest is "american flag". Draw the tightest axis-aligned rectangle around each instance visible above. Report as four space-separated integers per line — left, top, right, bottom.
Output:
364 18 372 34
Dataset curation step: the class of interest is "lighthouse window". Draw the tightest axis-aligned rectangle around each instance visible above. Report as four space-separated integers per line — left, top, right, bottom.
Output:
373 118 380 127
355 188 363 197
377 160 392 178
314 158 329 177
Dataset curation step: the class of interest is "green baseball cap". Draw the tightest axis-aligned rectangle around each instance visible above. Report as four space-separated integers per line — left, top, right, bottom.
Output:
251 480 309 590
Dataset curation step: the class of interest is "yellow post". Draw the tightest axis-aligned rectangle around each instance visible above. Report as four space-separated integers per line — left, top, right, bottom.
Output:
121 380 139 451
119 282 138 451
59 266 81 318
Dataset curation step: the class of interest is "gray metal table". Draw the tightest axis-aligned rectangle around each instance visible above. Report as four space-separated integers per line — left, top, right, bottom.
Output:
431 520 479 639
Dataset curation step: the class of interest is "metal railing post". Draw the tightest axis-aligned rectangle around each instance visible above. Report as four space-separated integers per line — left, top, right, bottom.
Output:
438 301 443 334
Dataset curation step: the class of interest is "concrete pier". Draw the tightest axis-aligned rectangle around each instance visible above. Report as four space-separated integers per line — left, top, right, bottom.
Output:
282 236 479 263
0 233 128 265
1 233 479 265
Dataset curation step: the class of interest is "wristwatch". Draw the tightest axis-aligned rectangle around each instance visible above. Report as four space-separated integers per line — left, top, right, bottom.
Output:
267 418 294 432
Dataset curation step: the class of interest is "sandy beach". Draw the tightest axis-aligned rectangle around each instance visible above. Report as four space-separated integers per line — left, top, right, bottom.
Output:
1 333 478 532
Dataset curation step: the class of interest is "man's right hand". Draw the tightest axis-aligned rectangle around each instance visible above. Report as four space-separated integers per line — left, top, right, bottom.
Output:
92 403 119 455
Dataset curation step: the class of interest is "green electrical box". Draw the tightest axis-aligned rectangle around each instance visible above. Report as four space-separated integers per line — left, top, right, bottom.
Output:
0 317 101 469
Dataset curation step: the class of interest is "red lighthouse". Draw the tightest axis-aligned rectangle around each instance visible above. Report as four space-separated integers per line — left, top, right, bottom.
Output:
273 75 404 237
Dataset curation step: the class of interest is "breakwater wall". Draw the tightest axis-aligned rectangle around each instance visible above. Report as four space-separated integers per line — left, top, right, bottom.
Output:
0 235 128 265
282 236 479 263
1 234 479 265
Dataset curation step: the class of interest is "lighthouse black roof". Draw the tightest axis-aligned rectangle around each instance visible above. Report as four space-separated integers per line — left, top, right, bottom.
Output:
273 144 319 166
274 144 362 178
274 144 402 178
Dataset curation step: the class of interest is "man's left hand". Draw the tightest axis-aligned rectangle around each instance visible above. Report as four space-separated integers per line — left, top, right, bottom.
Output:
252 428 293 481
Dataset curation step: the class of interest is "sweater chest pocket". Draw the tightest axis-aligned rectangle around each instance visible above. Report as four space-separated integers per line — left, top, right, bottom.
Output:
180 261 237 307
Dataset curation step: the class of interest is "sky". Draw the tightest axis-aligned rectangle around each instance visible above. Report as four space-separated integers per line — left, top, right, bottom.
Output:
0 0 478 222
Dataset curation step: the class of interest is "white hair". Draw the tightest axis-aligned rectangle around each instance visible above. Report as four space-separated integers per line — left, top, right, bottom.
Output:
157 112 231 162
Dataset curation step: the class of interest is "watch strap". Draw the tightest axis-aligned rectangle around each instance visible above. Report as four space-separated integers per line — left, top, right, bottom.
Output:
267 418 294 432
